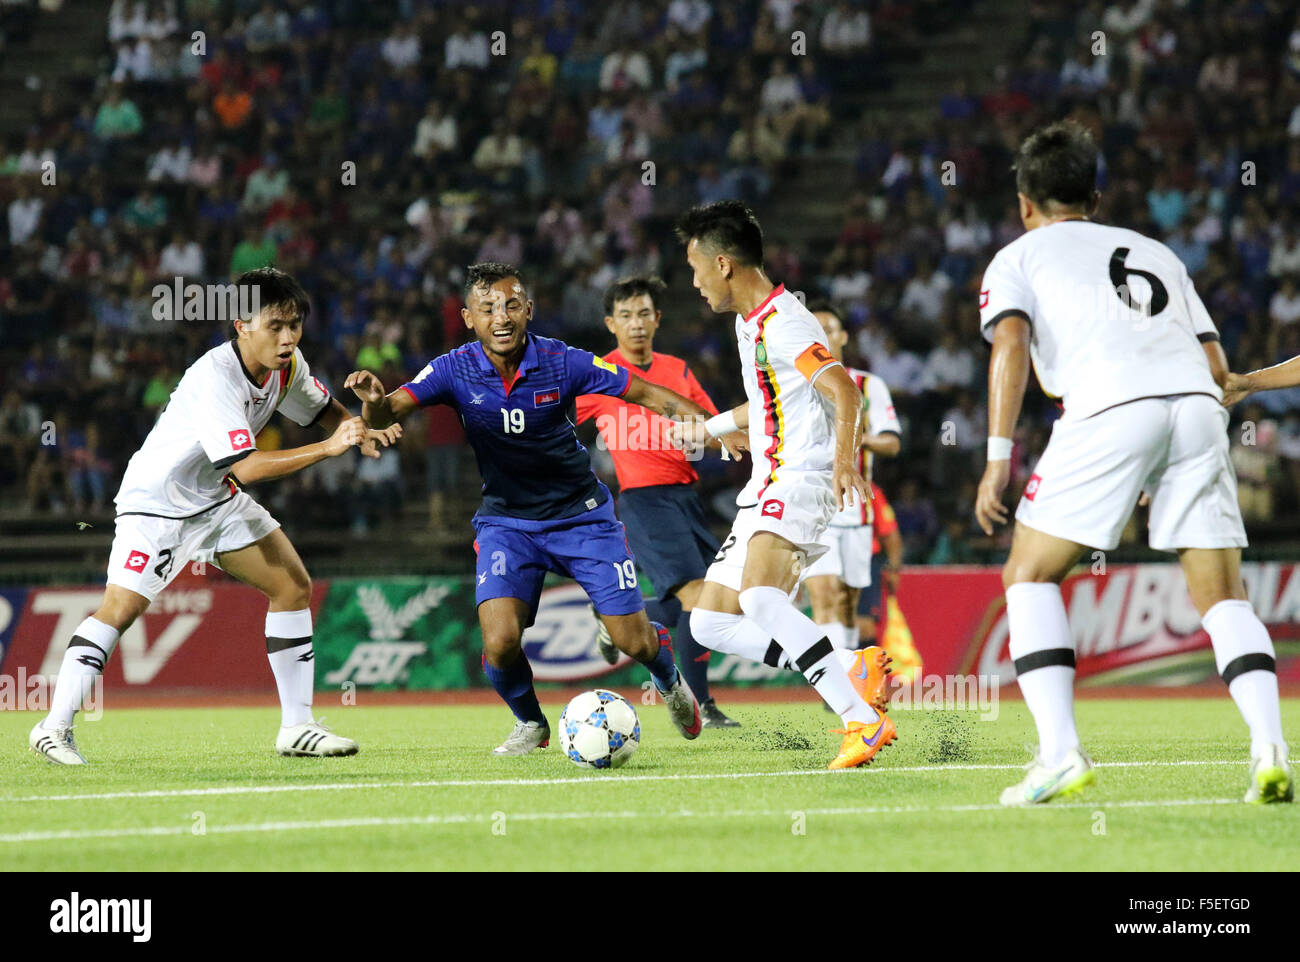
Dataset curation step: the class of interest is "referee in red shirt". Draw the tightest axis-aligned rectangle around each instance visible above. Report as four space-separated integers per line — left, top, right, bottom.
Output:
577 276 740 727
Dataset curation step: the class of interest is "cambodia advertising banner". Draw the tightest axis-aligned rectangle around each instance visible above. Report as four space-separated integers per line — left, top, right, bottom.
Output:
0 582 329 694
905 561 1300 686
5 563 1299 693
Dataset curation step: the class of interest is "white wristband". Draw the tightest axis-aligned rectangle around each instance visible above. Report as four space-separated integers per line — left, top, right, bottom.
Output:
987 436 1014 461
704 411 739 438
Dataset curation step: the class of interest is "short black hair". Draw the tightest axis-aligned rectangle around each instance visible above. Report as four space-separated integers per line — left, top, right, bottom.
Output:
674 200 764 267
604 275 666 316
236 267 310 322
1013 120 1098 212
465 262 525 300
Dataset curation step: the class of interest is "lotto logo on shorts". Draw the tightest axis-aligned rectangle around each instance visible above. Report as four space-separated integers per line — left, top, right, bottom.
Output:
1024 474 1042 501
124 550 150 572
761 499 785 519
228 429 253 450
979 289 989 309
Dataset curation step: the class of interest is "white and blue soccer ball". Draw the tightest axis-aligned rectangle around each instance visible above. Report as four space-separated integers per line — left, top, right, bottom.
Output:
559 689 640 769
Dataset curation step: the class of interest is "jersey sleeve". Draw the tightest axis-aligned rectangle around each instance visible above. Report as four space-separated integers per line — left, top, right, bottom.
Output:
275 350 332 427
979 246 1036 343
771 316 840 384
684 363 721 416
198 376 257 471
1181 264 1219 341
400 354 455 407
564 347 631 398
865 375 901 436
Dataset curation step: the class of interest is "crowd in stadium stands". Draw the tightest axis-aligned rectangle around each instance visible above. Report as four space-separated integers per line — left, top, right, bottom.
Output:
2 0 1299 563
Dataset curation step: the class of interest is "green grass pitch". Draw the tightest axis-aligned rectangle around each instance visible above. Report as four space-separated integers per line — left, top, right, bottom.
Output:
2 697 1295 871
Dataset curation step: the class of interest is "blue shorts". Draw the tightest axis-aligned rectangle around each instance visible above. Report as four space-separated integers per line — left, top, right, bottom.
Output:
618 484 720 603
473 493 645 622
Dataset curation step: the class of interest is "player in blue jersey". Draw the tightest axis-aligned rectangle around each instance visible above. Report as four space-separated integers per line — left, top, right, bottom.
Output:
345 262 715 755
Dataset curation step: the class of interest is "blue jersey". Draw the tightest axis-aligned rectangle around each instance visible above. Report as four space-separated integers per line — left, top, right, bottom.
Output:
400 333 631 521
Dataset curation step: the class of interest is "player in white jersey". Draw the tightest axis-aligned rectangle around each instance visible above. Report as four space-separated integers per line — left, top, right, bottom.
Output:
974 122 1291 805
802 303 900 675
29 268 402 765
671 201 896 770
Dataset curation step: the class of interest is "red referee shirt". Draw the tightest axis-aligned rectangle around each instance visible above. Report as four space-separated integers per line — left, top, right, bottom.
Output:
575 349 719 491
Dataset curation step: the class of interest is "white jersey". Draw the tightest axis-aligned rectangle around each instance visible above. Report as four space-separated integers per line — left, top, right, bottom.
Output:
978 220 1221 420
828 367 899 527
735 284 840 506
115 341 331 518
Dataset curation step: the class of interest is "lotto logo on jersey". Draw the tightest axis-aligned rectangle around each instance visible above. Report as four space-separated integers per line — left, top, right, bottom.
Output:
228 429 253 451
1024 474 1042 501
312 376 327 395
534 388 560 406
761 499 785 519
124 551 151 572
979 289 989 309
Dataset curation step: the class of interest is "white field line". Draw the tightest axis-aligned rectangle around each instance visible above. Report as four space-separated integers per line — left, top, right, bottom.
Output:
0 797 1244 844
4 759 1244 805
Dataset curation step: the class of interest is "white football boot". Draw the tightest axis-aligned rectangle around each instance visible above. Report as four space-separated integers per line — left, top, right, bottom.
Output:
1244 744 1293 803
1000 747 1096 806
30 721 89 765
276 720 358 757
492 719 550 755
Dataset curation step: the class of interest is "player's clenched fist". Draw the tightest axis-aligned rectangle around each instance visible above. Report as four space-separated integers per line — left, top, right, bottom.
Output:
344 370 386 405
974 459 1011 535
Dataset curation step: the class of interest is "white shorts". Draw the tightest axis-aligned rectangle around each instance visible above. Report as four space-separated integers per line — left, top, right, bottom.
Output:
107 492 280 601
1016 393 1247 552
704 472 837 592
802 523 875 587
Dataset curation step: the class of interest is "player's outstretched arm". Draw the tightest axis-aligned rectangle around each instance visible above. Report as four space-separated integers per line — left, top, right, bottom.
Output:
314 396 405 459
975 313 1031 535
230 416 401 484
345 369 417 429
813 365 872 510
622 376 710 422
1222 353 1300 407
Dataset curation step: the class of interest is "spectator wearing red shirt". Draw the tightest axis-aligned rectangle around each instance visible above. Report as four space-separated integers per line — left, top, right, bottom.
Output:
576 276 741 728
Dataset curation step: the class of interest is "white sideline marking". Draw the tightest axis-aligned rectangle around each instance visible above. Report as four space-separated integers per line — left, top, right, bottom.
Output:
3 759 1244 805
0 797 1244 844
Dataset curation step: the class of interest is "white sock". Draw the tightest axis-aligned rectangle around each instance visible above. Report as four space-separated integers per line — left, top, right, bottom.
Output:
820 622 857 652
46 617 121 728
739 586 877 725
1006 582 1079 767
266 608 314 728
1203 599 1287 758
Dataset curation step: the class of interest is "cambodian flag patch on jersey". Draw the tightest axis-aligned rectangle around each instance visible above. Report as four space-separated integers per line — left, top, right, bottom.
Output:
534 388 561 406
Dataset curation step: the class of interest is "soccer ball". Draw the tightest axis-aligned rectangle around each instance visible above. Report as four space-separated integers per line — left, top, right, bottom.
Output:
559 689 640 769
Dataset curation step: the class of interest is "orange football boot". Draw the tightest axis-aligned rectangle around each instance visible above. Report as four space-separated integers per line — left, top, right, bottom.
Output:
827 713 897 770
848 646 892 712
